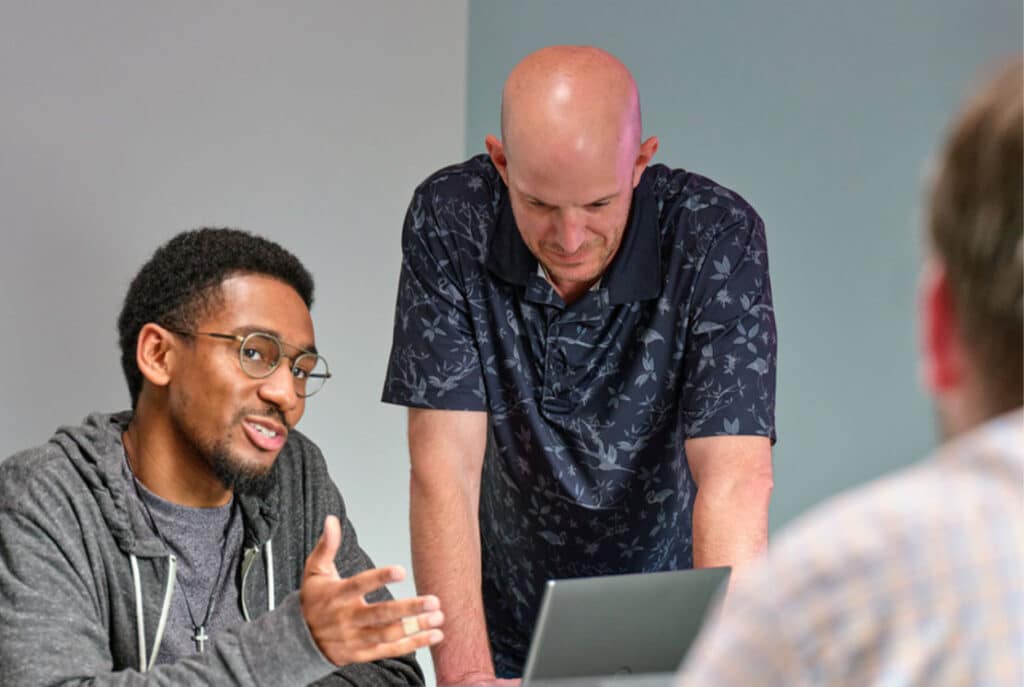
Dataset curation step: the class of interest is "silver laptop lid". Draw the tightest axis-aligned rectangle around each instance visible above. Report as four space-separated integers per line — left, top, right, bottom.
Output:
521 567 730 684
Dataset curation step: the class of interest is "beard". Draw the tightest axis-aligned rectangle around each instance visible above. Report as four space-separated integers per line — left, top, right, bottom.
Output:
206 437 278 499
172 400 282 500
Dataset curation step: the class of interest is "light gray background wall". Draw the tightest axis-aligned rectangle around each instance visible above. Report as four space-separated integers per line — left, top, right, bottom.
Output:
0 2 467 680
2 0 1021 682
466 1 1022 531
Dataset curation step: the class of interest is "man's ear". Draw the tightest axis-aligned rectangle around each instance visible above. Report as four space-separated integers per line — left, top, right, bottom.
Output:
485 134 510 186
136 323 177 389
920 261 965 393
632 136 659 187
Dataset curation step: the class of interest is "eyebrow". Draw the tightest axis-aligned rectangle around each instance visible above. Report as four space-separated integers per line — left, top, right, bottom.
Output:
585 193 619 205
230 325 318 355
522 190 620 207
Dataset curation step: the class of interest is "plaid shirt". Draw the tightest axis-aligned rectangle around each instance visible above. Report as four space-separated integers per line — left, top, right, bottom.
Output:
679 409 1023 686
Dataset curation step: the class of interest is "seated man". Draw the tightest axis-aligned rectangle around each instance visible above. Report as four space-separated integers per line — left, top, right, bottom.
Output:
678 58 1022 686
0 228 443 685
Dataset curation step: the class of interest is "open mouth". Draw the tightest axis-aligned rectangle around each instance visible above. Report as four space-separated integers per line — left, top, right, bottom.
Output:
243 417 287 451
250 423 278 439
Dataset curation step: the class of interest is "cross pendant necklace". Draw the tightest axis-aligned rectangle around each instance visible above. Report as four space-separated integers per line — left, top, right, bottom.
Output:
125 444 233 657
193 625 210 653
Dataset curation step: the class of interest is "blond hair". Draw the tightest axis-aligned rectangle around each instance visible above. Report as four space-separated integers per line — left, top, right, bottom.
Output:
927 56 1023 412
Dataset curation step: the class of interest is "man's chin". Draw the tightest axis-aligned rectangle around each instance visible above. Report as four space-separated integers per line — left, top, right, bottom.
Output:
209 451 277 499
544 264 603 289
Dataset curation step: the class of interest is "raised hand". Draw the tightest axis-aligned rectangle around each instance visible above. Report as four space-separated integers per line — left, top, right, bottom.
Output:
300 515 444 666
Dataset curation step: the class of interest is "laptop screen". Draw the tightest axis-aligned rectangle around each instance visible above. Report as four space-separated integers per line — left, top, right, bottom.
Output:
521 567 730 684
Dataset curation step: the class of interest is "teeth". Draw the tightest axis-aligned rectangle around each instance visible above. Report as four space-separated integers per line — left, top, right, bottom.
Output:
251 423 278 438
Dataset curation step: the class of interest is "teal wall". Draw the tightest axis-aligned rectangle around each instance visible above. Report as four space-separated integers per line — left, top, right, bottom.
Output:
465 1 1022 531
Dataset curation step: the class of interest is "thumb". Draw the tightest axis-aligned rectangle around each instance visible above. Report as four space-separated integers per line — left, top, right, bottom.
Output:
304 514 342 579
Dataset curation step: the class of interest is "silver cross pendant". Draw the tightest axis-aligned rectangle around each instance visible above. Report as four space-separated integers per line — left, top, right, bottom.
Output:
193 625 209 653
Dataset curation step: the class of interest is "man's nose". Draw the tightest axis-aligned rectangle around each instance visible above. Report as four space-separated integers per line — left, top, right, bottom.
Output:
258 363 302 417
553 208 587 253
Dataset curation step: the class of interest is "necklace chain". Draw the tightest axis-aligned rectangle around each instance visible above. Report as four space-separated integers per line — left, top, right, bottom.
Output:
125 447 233 654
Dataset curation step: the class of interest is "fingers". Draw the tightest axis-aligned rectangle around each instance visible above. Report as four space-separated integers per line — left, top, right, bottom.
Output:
398 608 445 639
304 574 445 666
336 563 407 599
354 593 442 638
353 607 445 645
304 515 342 578
320 625 444 666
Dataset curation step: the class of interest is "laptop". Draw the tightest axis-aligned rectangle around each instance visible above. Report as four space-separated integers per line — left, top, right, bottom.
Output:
521 567 730 685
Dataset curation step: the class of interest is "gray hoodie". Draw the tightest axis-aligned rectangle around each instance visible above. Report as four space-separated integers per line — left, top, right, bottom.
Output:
0 411 423 686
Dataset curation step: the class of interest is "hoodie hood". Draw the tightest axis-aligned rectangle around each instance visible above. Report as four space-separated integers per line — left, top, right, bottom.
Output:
50 411 159 556
48 411 280 557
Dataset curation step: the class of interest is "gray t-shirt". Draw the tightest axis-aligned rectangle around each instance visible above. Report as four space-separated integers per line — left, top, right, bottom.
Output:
123 458 245 665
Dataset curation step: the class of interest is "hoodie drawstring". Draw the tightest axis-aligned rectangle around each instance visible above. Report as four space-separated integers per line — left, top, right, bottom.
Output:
241 541 277 621
265 540 275 611
130 553 177 672
130 555 145 672
133 542 274 669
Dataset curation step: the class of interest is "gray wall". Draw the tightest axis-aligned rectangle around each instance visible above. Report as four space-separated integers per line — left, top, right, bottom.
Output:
0 2 467 679
2 1 1020 680
466 1 1022 530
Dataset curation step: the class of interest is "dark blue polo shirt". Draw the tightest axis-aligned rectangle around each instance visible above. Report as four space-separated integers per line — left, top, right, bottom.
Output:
383 154 777 671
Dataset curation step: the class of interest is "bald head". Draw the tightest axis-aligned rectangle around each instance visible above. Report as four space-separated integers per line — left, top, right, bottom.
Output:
485 46 658 304
500 46 642 165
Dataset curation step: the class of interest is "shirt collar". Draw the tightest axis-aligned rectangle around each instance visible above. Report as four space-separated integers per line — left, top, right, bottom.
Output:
485 168 662 305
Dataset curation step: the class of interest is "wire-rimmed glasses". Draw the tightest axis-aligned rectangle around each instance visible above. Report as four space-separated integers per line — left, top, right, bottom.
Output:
171 330 331 397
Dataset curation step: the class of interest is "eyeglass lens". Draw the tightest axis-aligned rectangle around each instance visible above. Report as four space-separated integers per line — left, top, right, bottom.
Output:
238 332 328 397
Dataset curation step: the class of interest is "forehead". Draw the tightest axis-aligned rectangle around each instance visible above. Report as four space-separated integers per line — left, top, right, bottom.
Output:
511 153 625 205
508 132 633 204
198 274 315 346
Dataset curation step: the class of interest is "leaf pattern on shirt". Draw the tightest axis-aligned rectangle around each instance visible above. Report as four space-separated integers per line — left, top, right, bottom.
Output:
382 155 777 653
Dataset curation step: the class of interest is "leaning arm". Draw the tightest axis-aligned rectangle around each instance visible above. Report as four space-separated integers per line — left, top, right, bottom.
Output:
407 407 495 685
686 435 773 571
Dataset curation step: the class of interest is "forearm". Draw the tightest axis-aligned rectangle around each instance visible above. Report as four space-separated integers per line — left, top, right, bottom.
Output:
410 471 494 684
316 657 424 686
0 589 336 687
691 475 772 569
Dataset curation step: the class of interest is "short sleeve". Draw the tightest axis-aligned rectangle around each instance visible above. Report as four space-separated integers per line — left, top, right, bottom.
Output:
681 210 777 442
381 185 488 411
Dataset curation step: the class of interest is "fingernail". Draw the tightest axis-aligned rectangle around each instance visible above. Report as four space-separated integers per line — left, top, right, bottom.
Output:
422 595 440 611
390 566 406 581
426 610 444 626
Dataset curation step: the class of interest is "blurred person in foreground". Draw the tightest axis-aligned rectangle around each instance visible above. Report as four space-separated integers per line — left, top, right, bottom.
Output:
678 57 1023 687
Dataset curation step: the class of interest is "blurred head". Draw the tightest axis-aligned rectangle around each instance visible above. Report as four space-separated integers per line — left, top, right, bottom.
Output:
921 57 1023 435
118 227 316 495
485 45 659 303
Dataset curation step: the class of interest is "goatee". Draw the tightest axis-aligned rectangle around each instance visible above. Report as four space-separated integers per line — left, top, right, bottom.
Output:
208 444 277 499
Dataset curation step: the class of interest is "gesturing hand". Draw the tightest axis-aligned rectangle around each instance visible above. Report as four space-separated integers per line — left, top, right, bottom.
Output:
300 515 444 666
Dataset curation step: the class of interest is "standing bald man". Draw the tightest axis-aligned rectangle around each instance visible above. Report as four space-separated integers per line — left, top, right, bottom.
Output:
383 46 777 683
